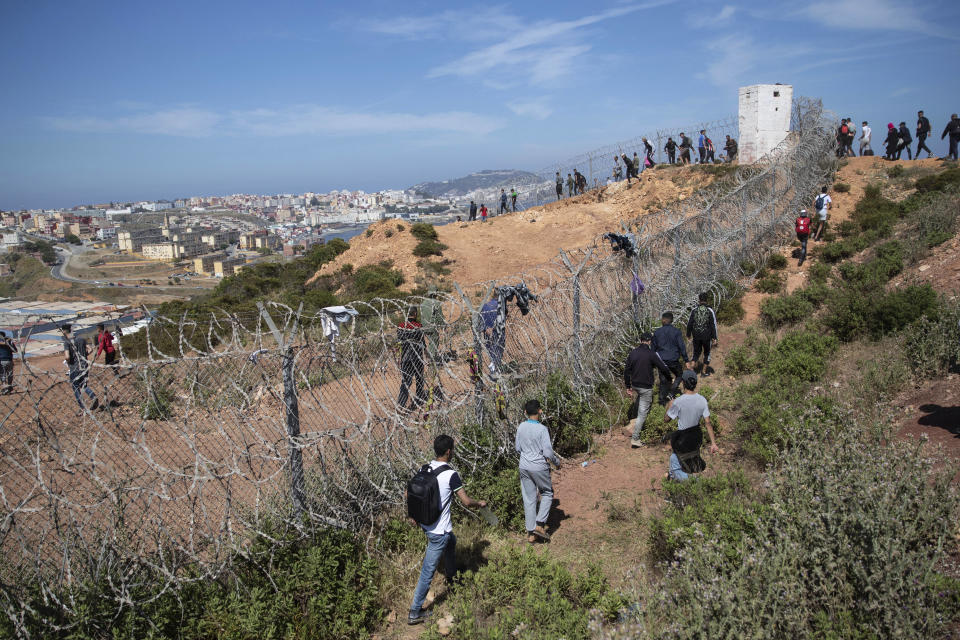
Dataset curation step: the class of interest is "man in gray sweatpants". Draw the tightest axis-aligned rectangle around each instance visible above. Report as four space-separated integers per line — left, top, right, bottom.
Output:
515 399 561 543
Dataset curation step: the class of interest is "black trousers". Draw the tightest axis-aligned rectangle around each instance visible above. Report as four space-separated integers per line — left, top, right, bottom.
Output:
556 185 562 199
897 142 912 160
658 359 684 404
949 137 959 161
398 359 426 409
698 147 706 163
667 150 675 164
916 133 931 156
797 233 809 264
692 337 712 365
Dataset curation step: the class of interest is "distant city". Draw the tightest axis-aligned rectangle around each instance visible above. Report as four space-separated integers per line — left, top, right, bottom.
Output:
0 186 465 274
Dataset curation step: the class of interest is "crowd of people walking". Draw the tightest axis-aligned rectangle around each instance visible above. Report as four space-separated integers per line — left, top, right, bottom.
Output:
836 111 960 161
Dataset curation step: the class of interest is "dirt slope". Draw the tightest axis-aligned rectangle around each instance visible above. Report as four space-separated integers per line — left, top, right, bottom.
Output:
309 166 715 289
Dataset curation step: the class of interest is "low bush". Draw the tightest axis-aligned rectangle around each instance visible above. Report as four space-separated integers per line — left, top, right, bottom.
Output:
648 470 764 565
763 330 838 384
724 331 771 377
832 182 851 193
754 271 784 294
425 548 625 640
850 184 902 235
413 238 448 257
886 164 905 178
825 283 937 342
766 253 787 270
759 293 813 329
914 166 960 193
621 427 960 640
410 222 439 241
904 299 960 378
807 261 831 283
5 524 383 640
542 373 615 456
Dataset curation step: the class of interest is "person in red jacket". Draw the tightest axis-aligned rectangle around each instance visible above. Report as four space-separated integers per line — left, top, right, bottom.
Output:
93 323 121 377
795 209 812 267
480 203 488 223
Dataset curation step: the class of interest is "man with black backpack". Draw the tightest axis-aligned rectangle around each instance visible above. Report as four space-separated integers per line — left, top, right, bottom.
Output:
686 293 718 377
795 209 812 267
60 324 99 414
407 434 487 625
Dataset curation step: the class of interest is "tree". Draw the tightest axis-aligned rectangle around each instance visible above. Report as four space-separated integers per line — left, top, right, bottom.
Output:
64 234 82 245
310 196 321 207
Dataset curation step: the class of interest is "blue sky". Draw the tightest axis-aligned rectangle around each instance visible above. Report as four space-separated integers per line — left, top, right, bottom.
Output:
1 0 958 209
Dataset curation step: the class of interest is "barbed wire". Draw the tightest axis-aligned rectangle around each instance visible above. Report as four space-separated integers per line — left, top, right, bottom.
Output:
0 98 836 636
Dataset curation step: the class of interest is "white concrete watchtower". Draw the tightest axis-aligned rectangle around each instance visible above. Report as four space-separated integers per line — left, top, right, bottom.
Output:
738 84 793 164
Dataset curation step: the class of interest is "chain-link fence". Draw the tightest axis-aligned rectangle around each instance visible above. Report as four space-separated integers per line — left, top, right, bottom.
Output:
0 98 836 636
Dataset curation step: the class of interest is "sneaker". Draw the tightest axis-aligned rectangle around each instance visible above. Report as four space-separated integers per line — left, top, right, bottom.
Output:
90 398 100 411
408 609 432 626
630 439 643 448
527 533 538 544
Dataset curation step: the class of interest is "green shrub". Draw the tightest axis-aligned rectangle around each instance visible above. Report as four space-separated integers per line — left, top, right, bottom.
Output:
797 280 830 306
542 373 612 456
764 330 838 383
825 284 937 342
807 261 831 283
754 271 784 294
904 299 960 378
5 525 383 640
413 238 448 257
766 253 787 270
648 470 764 565
715 297 744 325
396 223 405 232
426 548 625 640
914 166 960 193
623 427 960 640
410 222 439 241
850 184 902 235
633 401 669 445
385 229 393 238
365 228 373 237
760 293 813 329
139 373 175 420
886 165 905 178
832 182 851 193
724 338 768 377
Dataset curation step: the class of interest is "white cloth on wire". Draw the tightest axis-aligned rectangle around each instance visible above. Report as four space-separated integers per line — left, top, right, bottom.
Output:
320 306 358 360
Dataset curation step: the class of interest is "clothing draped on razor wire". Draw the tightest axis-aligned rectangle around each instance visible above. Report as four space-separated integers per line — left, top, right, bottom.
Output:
630 274 644 296
320 305 358 361
604 232 637 258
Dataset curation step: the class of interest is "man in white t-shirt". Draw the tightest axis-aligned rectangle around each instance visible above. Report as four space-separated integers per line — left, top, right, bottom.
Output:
408 434 487 625
813 186 832 241
859 121 872 155
664 370 719 481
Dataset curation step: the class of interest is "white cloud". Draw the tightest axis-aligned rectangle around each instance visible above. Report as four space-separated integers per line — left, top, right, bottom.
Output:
358 7 521 42
689 5 737 28
46 108 222 137
230 106 504 136
701 35 763 87
428 4 663 84
507 99 553 120
45 105 504 138
802 0 953 39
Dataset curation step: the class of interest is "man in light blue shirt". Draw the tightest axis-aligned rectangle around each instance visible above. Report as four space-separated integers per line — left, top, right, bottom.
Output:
515 399 561 543
698 130 707 164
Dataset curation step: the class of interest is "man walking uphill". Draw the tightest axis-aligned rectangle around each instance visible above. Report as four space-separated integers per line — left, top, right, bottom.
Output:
687 293 718 376
499 189 508 215
664 137 677 164
515 399 560 544
943 114 960 161
555 172 563 200
652 311 688 406
0 331 17 395
897 122 913 160
468 200 477 221
916 111 932 158
624 332 672 448
697 130 707 163
407 434 487 625
61 324 99 414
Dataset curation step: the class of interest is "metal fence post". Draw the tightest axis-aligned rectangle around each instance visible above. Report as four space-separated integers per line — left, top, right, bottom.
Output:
741 189 748 249
259 302 306 520
455 283 490 427
561 249 593 385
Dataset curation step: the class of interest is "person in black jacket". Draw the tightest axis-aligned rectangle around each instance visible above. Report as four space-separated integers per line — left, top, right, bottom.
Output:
652 311 689 406
397 308 427 412
884 123 900 161
664 138 677 164
686 293 719 376
624 332 672 448
916 111 933 158
897 122 913 160
943 114 960 161
468 200 477 222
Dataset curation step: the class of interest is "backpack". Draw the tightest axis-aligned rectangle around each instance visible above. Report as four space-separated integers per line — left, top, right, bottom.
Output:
840 124 848 136
795 216 810 235
690 305 712 337
815 194 826 211
407 463 451 525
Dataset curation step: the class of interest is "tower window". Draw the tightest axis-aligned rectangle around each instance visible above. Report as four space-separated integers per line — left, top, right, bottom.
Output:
773 91 780 97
